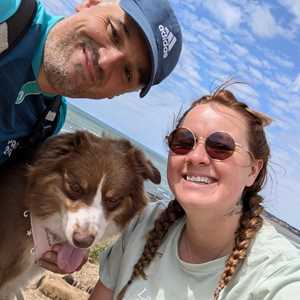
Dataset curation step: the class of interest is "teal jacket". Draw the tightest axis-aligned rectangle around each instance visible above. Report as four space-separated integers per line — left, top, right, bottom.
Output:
0 0 67 163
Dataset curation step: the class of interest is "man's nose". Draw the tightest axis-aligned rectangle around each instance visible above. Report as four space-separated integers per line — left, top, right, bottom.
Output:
98 47 125 71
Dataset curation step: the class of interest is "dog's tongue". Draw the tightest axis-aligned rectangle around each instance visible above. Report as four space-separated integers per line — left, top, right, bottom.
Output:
57 243 86 273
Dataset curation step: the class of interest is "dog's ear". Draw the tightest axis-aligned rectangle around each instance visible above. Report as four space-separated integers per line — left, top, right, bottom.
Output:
71 130 95 150
130 148 161 184
35 131 93 161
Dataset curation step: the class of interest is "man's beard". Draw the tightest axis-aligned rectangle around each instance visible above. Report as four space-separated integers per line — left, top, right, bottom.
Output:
43 31 101 98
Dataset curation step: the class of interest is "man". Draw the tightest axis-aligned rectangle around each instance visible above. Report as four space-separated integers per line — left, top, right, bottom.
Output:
0 0 182 164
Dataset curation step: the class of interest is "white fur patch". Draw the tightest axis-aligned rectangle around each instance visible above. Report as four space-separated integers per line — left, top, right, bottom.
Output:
40 212 64 239
64 176 111 246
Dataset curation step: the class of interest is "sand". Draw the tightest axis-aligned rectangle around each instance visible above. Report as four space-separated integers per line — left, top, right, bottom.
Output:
23 261 99 300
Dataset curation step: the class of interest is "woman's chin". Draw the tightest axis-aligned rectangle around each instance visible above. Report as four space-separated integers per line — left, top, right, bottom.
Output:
171 177 224 208
177 192 221 209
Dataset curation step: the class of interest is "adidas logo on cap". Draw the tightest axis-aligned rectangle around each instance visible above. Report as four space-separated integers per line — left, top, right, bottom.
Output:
159 25 177 59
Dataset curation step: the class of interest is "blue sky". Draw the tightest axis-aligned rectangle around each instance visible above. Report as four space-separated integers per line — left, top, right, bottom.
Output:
43 0 300 229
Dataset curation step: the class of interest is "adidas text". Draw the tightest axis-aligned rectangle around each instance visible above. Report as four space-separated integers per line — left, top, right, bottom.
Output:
159 25 177 59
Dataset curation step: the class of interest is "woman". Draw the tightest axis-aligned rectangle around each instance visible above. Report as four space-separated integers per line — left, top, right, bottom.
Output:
89 88 300 300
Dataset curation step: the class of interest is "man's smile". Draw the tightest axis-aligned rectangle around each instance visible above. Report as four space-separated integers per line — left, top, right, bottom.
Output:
83 45 98 83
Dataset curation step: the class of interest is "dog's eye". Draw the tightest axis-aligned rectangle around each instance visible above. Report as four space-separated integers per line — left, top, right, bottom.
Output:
104 197 120 210
70 182 81 193
66 182 83 201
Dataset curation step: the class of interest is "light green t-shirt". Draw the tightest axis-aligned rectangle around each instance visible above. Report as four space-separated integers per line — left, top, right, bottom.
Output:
99 200 300 300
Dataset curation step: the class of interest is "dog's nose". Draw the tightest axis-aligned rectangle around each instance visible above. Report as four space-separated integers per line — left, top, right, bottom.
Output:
72 231 95 248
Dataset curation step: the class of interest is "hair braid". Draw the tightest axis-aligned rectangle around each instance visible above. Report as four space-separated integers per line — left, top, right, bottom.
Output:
213 193 264 300
117 200 184 300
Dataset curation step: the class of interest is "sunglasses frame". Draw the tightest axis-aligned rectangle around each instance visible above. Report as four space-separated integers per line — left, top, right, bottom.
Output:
166 127 254 161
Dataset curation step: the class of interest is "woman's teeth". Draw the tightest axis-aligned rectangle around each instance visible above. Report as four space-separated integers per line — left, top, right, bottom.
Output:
186 176 212 184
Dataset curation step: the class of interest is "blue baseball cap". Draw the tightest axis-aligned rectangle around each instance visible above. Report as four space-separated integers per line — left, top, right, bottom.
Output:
119 0 182 97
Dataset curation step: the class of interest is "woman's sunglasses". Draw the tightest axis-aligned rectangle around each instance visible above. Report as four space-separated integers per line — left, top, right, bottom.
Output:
166 127 252 161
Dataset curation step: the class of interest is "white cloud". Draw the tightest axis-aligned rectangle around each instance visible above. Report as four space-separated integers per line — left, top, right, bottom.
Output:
202 0 242 29
249 5 281 38
198 36 220 54
234 27 256 44
248 66 264 81
228 84 260 108
175 44 203 92
274 73 293 87
289 94 300 110
223 51 240 64
230 43 249 57
182 29 198 44
272 89 300 116
292 74 300 92
269 97 292 117
263 76 282 92
246 55 263 68
181 0 198 14
193 18 223 42
279 0 300 24
266 52 294 69
266 144 300 229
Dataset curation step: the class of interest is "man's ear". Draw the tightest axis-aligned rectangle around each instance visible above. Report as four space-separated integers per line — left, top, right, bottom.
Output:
246 159 264 187
76 0 102 12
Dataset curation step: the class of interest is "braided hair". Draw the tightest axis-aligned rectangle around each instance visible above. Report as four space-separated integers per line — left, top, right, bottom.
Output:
213 193 264 299
117 86 271 300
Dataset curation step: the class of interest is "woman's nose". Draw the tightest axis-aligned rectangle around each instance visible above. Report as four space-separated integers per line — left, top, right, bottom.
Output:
185 142 210 165
98 47 125 71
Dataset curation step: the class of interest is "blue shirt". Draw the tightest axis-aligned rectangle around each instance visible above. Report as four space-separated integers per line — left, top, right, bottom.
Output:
0 0 67 163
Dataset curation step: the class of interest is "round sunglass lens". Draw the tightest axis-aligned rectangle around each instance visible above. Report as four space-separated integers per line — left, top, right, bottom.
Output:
206 132 235 160
168 128 195 155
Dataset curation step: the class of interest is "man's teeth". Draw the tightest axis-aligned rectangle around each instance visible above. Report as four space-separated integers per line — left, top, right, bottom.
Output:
186 176 212 184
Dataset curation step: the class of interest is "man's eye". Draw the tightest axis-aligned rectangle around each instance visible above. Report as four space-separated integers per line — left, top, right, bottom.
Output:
124 66 132 83
109 21 120 45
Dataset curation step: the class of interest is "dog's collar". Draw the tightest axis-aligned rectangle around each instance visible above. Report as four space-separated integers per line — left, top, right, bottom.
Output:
23 210 63 261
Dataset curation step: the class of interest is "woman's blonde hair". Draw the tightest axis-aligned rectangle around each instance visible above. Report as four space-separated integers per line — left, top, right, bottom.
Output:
117 87 272 300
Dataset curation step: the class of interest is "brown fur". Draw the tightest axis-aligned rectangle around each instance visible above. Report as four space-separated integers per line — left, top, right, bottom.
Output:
0 131 161 300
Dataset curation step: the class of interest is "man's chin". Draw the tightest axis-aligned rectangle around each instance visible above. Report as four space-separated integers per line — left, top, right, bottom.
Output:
49 81 86 98
60 89 99 99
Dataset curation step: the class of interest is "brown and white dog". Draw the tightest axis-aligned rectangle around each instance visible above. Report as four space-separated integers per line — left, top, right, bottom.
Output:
0 131 161 300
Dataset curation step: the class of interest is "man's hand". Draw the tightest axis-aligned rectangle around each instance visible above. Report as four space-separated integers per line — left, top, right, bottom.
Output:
38 244 89 274
76 0 103 12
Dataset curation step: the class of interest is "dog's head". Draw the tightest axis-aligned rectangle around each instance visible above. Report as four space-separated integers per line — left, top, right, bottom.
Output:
26 131 161 249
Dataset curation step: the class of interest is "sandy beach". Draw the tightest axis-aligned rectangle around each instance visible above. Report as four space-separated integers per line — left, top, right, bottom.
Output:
23 261 99 300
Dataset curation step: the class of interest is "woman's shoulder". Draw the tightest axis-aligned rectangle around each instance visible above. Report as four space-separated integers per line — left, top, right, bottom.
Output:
245 220 300 279
251 220 300 259
248 221 300 298
225 221 300 299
